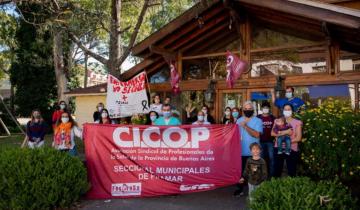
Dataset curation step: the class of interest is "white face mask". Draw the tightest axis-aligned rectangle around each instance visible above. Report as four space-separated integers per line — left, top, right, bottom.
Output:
60 104 66 110
101 113 108 118
283 110 292 117
262 108 270 114
225 111 231 116
285 92 293 99
197 115 204 122
61 117 69 123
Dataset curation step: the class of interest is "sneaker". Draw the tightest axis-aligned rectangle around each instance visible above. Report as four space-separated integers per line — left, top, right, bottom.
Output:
285 152 290 155
277 151 282 155
233 190 244 197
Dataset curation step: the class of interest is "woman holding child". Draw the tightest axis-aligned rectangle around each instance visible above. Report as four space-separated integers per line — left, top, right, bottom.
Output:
272 103 302 177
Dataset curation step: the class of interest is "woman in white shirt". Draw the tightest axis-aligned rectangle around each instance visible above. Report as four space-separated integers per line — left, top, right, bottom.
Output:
150 94 163 115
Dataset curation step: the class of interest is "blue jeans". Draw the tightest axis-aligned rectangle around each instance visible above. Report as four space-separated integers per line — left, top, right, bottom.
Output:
277 135 291 154
261 142 275 177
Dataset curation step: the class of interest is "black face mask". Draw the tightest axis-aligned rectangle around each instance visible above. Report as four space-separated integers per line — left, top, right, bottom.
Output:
244 110 254 118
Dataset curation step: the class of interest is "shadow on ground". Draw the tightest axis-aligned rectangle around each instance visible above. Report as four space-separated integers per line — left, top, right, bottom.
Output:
80 185 248 210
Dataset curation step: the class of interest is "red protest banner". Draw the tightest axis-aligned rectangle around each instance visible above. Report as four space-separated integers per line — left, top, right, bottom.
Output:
83 124 241 199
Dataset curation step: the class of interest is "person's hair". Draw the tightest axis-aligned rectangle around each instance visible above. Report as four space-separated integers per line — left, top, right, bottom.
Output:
286 86 295 93
202 104 210 111
283 103 294 112
99 108 111 124
165 96 171 100
149 111 159 118
55 111 76 128
232 107 240 112
30 109 44 123
197 110 205 116
152 94 161 103
261 101 271 108
277 116 286 124
243 100 254 110
225 107 231 112
161 104 171 109
58 100 68 111
249 142 261 150
96 102 104 109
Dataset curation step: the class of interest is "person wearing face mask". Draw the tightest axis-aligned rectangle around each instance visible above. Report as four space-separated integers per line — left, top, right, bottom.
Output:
93 102 105 122
155 104 181 125
98 109 112 124
257 101 276 177
148 111 159 125
273 86 305 113
271 103 302 177
234 101 263 197
193 111 210 125
230 107 241 124
53 112 82 156
52 101 68 129
222 107 233 124
150 94 163 115
201 105 215 124
26 110 48 149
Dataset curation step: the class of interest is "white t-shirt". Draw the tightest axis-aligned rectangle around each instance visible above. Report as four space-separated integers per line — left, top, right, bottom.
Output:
150 103 163 115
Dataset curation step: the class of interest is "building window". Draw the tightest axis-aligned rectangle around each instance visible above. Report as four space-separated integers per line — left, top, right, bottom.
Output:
251 45 328 77
339 47 360 72
149 66 170 84
294 84 355 109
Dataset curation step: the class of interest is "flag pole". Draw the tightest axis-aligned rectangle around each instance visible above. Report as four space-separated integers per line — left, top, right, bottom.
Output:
144 71 152 97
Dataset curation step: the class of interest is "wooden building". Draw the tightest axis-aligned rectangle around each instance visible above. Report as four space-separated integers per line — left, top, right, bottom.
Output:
67 0 360 126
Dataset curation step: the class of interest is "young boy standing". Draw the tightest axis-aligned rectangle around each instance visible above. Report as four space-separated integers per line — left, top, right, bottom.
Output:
239 142 268 201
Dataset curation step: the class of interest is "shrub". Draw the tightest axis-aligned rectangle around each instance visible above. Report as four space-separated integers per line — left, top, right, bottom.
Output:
250 177 357 210
299 98 360 181
0 148 88 210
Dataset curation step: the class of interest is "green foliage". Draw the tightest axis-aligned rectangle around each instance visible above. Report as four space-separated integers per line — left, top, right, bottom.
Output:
299 98 360 181
0 147 89 210
0 10 17 79
250 177 357 210
9 5 57 121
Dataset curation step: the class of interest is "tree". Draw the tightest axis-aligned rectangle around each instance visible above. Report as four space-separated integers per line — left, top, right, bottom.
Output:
9 4 57 120
0 10 17 80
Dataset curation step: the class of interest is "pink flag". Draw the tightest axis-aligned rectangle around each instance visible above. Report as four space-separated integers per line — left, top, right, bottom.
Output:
169 61 180 94
226 51 247 88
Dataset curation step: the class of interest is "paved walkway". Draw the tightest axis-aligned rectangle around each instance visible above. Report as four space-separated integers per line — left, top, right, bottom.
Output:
80 185 248 210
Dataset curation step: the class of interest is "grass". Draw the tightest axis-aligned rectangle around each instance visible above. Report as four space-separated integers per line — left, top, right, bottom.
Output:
0 133 85 156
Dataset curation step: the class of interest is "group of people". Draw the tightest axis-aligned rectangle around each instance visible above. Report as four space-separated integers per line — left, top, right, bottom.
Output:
25 86 304 199
234 86 304 199
26 101 82 156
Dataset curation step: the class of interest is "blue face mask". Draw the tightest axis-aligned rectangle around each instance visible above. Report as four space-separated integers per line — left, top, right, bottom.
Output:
163 111 171 118
150 116 157 122
232 111 239 118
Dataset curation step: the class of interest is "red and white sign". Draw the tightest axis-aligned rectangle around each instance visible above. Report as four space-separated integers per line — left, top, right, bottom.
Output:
106 72 149 118
226 51 247 88
169 61 180 95
83 124 241 199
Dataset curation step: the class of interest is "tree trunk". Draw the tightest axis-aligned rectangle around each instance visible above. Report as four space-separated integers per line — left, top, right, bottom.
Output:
84 53 88 88
108 0 122 77
53 29 69 102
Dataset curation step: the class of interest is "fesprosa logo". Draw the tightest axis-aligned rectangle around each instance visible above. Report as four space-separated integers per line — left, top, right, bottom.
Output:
111 182 141 196
113 126 210 148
